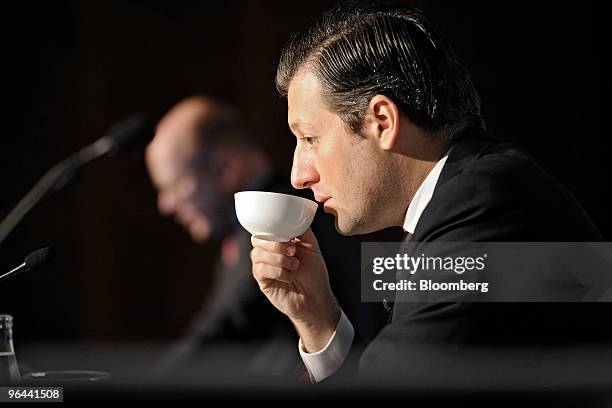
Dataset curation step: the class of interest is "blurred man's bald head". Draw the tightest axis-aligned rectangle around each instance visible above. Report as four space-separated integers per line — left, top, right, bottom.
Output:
147 96 244 173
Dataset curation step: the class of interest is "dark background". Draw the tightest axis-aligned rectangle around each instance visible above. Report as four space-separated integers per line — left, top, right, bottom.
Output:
0 1 609 343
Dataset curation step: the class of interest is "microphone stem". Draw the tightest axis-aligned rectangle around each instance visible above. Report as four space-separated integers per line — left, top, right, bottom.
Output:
0 262 26 282
0 137 114 245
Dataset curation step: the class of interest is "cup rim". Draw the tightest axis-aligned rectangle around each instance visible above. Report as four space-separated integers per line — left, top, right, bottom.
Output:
234 191 317 210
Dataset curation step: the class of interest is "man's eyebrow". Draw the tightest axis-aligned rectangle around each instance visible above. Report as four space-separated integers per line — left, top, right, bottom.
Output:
289 119 313 133
288 120 301 132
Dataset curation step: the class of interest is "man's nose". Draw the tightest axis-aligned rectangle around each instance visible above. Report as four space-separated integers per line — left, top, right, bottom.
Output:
158 193 176 216
291 154 319 190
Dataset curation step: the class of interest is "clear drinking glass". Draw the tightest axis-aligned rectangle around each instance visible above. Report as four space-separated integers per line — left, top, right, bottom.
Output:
0 314 21 385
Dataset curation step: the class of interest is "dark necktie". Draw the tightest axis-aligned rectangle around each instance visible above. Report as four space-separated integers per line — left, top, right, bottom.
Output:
382 231 413 322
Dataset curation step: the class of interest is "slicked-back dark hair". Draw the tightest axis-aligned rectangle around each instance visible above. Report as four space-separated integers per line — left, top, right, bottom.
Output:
276 0 482 136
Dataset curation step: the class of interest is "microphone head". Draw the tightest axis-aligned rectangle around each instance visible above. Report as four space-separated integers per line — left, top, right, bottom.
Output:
24 247 55 270
104 114 155 156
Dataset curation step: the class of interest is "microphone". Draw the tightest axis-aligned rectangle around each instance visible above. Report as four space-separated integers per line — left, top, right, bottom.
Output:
0 247 55 283
98 114 156 157
0 115 155 245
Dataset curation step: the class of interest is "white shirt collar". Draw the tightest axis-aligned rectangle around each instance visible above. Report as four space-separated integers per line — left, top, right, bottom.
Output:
402 153 449 234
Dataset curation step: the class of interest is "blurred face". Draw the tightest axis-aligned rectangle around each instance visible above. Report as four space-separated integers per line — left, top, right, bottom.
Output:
147 145 232 242
288 70 392 235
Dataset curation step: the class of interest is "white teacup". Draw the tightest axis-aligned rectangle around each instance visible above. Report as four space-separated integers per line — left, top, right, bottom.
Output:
234 191 318 242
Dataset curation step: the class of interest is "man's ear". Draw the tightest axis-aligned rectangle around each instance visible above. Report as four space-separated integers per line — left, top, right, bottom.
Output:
366 95 400 150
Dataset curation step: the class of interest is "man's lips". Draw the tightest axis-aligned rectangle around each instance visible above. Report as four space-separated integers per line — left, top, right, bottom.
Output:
314 194 331 204
314 195 335 212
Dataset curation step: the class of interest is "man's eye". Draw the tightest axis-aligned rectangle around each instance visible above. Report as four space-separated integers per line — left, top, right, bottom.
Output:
304 136 317 145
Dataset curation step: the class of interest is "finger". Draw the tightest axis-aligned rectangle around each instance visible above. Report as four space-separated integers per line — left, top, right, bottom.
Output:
252 262 294 284
250 247 300 271
257 277 277 291
251 236 296 256
292 228 320 253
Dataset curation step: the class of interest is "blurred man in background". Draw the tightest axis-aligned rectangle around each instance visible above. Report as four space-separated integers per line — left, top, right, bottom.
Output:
145 95 388 377
147 97 271 244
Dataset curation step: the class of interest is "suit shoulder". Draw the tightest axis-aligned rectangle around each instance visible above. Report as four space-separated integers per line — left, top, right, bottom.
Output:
445 141 541 206
418 140 601 241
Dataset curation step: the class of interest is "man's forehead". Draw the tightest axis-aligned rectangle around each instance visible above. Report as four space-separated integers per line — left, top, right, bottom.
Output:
287 70 331 131
148 142 195 186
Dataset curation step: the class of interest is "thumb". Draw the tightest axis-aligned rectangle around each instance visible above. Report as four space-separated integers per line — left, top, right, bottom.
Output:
292 228 321 253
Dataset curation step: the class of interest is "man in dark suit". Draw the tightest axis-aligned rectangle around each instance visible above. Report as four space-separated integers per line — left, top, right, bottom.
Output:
248 0 612 384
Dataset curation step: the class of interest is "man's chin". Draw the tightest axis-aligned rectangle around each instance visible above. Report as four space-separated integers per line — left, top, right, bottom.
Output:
332 213 361 236
334 214 380 236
